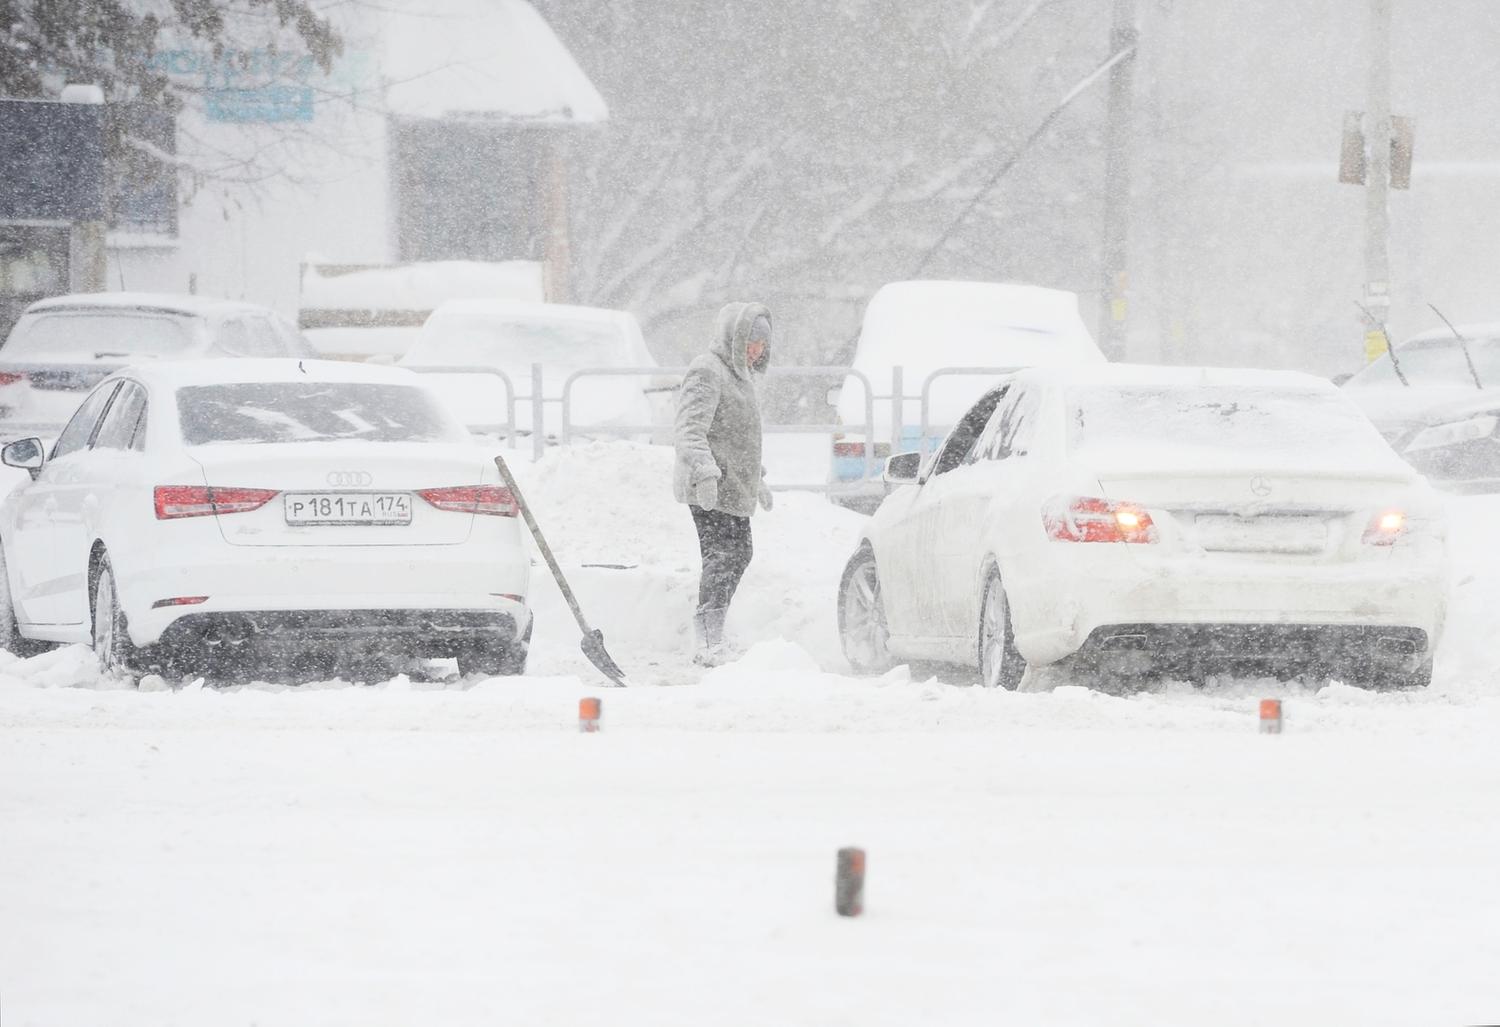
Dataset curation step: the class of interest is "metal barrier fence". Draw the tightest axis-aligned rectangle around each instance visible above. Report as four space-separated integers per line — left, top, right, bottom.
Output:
559 366 879 491
405 365 517 441
2 362 1020 496
917 365 1027 458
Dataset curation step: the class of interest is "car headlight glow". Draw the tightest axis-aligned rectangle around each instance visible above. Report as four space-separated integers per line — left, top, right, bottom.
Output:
1405 414 1499 453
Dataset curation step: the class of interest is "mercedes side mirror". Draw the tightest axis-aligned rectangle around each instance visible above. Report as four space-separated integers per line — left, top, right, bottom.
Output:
2 437 45 479
883 451 921 485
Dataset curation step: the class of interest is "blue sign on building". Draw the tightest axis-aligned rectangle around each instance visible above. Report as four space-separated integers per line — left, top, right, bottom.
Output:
151 48 354 124
204 86 315 123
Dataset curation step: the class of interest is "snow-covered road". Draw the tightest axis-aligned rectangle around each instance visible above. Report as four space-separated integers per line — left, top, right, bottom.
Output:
3 442 1498 1025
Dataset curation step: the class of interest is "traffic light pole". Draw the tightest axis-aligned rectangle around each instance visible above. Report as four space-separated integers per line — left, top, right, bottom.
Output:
1363 0 1393 334
1099 0 1137 362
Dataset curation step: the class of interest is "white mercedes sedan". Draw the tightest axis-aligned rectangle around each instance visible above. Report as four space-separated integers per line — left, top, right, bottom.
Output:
839 365 1449 689
0 360 531 682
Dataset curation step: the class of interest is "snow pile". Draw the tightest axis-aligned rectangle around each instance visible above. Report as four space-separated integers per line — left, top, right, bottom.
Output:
512 441 866 672
1430 493 1500 697
300 260 546 312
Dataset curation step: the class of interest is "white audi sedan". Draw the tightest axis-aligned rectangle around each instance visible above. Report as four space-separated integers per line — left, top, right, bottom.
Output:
839 365 1448 689
0 360 531 681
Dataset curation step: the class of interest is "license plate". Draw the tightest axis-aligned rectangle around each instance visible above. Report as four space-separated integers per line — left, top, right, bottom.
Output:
284 492 413 526
1194 515 1328 554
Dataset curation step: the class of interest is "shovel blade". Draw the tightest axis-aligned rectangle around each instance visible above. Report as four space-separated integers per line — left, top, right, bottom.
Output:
580 628 629 687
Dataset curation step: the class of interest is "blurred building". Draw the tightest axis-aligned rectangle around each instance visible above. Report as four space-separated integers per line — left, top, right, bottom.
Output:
1 0 607 337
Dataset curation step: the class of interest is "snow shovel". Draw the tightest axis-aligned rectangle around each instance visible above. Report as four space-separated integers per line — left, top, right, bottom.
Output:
493 455 629 687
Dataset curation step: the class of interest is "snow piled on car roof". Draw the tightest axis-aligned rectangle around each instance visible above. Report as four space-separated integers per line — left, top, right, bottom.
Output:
119 358 428 389
25 292 276 318
1027 361 1339 392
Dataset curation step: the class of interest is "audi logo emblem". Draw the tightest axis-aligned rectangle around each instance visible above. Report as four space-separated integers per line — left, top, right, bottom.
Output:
327 470 374 487
1249 476 1272 498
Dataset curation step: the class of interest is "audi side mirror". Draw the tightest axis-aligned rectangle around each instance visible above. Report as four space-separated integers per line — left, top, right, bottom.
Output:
2 437 44 479
883 451 921 485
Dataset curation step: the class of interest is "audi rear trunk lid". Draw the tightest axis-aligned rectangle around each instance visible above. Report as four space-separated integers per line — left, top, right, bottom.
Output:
187 442 490 547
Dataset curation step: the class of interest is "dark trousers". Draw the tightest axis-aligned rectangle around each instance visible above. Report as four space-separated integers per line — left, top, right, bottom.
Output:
689 505 753 615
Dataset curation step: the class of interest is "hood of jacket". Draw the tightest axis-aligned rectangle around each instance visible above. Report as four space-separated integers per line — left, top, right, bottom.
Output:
710 301 772 380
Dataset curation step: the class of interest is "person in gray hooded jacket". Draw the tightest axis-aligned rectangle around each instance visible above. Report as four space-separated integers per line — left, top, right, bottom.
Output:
673 301 774 665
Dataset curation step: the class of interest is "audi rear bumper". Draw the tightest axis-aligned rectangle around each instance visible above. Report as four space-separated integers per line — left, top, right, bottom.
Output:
154 607 528 666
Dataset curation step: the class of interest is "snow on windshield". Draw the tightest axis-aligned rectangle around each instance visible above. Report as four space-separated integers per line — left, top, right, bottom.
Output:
5 312 195 360
177 383 461 445
1345 336 1500 388
409 314 629 369
1069 385 1386 458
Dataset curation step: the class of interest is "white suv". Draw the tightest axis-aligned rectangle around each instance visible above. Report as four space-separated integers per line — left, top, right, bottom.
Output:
0 292 313 437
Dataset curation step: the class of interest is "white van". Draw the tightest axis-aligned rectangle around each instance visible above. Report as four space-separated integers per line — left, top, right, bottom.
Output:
829 280 1106 509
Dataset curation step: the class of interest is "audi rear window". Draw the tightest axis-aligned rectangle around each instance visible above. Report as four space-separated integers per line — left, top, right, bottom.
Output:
177 382 463 445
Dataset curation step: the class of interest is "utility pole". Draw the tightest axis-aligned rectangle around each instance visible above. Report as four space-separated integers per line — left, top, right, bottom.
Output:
1362 0 1393 344
1099 0 1137 362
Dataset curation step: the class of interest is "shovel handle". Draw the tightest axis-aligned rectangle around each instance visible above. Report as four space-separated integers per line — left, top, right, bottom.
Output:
494 455 591 634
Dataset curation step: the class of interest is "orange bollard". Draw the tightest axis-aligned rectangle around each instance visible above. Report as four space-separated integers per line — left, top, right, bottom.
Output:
835 847 865 917
1259 698 1282 734
579 697 602 733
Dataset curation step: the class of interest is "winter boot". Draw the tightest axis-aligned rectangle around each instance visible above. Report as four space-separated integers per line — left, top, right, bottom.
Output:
693 607 730 667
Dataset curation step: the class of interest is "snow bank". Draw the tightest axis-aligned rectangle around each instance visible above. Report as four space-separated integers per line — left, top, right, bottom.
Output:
300 261 545 312
511 441 866 672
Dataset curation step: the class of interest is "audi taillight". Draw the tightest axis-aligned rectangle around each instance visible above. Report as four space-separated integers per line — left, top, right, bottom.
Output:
418 485 517 516
154 485 279 520
1043 496 1159 544
0 371 25 386
1362 509 1407 546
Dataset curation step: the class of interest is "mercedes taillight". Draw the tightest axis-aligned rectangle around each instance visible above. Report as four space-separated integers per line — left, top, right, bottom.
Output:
1362 509 1407 546
1043 496 1159 544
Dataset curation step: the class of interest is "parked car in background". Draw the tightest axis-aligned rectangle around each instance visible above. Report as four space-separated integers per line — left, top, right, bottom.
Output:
399 299 663 440
0 359 531 681
296 259 547 362
0 293 314 439
828 280 1106 510
1342 322 1500 491
839 364 1447 689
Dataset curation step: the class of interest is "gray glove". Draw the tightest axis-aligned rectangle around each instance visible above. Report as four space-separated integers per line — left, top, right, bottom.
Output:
694 477 719 510
758 481 774 511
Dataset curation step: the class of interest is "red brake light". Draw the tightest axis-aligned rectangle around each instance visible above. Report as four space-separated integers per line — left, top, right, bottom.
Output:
0 371 25 386
1362 509 1406 546
833 441 867 458
418 485 517 516
1043 496 1159 544
154 486 279 520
